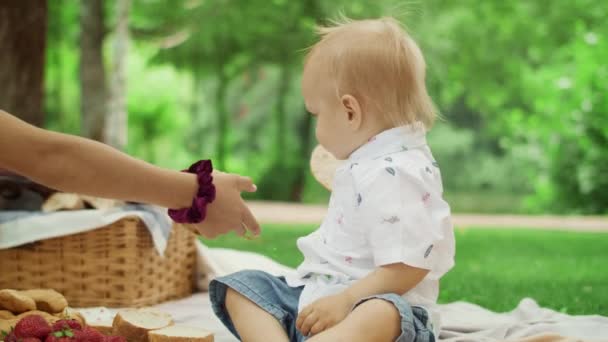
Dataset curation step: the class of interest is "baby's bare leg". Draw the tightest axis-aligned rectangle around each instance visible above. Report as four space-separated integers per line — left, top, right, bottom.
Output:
225 287 290 342
307 299 401 342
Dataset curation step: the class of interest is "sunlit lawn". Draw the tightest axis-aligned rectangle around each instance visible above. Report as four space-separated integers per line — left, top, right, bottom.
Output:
204 225 608 316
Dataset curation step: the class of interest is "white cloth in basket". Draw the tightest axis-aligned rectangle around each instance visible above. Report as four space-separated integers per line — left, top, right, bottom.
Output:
0 204 173 255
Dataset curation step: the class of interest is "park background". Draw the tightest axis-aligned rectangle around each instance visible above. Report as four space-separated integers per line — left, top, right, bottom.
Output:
1 0 606 316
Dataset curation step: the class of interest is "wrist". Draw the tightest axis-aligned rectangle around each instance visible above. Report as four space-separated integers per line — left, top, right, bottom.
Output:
173 173 198 209
341 289 358 306
167 160 216 223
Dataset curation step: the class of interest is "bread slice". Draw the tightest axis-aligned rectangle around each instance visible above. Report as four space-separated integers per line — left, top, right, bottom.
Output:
59 307 87 327
88 319 114 335
310 144 344 191
77 306 115 333
148 325 214 342
112 309 174 342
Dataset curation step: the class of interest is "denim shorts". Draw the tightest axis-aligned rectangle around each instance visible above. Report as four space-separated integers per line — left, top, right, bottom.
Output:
209 270 435 342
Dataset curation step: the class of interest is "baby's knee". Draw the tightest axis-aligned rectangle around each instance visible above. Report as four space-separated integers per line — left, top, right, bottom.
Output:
350 299 401 341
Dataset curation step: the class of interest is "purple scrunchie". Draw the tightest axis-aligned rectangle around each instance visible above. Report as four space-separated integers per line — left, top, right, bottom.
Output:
168 160 216 223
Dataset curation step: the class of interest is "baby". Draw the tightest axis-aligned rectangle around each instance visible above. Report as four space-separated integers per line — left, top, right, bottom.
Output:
210 17 455 342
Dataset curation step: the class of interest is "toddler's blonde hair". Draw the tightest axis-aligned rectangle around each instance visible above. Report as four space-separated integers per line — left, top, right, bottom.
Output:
306 17 436 129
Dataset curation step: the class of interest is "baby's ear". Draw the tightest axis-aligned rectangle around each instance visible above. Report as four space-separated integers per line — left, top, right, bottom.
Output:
341 94 362 129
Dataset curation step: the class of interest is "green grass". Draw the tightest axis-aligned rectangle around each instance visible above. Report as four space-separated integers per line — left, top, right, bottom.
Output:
203 225 608 316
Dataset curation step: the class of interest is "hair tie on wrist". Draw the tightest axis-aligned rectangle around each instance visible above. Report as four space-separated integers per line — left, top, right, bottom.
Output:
168 160 216 224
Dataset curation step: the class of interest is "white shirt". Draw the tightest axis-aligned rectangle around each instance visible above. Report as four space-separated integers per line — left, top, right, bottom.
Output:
286 124 455 330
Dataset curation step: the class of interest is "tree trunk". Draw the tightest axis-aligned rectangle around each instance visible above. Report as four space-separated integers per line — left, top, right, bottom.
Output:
0 0 47 126
215 69 228 171
105 0 131 150
274 60 292 164
289 0 321 201
50 23 63 122
47 0 58 119
187 71 206 155
290 106 314 201
79 0 107 141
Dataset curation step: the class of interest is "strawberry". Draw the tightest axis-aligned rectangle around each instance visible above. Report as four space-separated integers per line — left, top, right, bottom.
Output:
14 315 52 339
73 327 104 342
51 320 82 332
104 336 126 342
3 330 17 342
20 338 42 342
45 330 74 342
44 335 72 342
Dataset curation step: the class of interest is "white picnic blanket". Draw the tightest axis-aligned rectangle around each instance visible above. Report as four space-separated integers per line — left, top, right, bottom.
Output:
77 243 608 342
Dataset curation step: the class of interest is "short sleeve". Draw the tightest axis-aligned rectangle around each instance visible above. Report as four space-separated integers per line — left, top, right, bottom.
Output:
355 164 454 275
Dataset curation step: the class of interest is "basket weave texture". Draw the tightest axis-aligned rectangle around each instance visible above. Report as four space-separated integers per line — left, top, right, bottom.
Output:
0 217 197 307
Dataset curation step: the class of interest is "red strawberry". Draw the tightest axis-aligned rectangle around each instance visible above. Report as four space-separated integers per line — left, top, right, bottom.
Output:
21 338 42 342
44 333 73 342
51 320 82 332
44 330 75 342
14 315 52 339
44 336 72 342
74 327 104 342
104 336 126 342
3 330 17 342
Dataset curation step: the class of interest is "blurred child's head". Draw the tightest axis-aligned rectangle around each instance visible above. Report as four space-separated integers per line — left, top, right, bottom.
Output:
302 17 436 159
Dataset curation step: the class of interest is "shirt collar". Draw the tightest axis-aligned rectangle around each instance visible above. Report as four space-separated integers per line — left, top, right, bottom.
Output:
348 122 427 162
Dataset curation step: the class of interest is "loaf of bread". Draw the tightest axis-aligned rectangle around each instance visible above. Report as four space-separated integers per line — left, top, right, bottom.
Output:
21 289 68 313
0 310 14 320
148 325 214 342
112 309 174 342
0 288 69 315
0 310 61 332
0 289 36 314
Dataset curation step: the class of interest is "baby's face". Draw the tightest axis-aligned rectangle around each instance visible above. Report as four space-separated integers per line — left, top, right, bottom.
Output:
302 62 356 160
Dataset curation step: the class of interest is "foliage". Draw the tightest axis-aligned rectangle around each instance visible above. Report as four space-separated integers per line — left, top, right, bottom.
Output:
417 0 608 213
42 0 608 213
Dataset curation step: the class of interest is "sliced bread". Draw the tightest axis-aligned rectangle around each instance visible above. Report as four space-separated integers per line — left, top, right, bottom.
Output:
148 325 214 342
88 318 114 335
113 309 174 342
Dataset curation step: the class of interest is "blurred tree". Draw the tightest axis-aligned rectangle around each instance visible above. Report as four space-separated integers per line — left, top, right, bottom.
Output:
133 0 258 170
129 0 393 200
46 0 65 126
46 0 80 134
38 0 606 211
79 0 108 141
0 0 47 126
105 0 131 150
419 0 607 213
517 25 608 214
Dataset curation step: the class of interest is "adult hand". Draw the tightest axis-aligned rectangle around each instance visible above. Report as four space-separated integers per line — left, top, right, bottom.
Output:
185 171 260 239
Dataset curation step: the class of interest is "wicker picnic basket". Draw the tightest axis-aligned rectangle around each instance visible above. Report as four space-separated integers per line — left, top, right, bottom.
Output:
0 217 197 307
